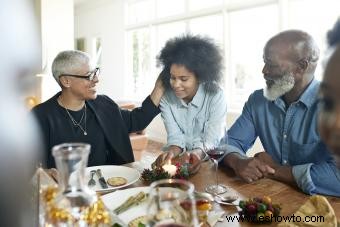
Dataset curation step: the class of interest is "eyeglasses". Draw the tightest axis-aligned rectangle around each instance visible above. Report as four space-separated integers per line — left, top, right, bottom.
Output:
61 67 100 81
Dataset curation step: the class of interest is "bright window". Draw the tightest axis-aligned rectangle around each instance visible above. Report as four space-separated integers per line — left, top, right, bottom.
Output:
125 27 152 99
188 0 223 11
287 0 340 80
156 21 186 51
189 14 224 47
126 0 153 25
156 0 185 18
228 4 279 110
125 0 340 111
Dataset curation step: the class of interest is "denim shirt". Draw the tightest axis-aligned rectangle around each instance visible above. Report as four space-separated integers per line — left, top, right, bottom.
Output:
160 84 227 151
224 79 340 196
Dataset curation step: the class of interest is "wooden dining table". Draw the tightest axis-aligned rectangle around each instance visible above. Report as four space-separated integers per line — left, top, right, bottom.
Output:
122 150 340 226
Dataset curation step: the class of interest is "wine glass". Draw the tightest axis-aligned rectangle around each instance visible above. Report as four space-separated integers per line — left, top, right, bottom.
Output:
147 179 199 227
203 128 228 195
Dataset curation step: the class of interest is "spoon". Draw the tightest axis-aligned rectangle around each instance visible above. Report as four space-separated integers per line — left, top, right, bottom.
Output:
215 194 238 203
87 170 96 187
214 195 239 206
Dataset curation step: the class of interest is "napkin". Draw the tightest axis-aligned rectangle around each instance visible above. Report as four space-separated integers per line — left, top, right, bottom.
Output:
207 210 225 226
278 195 338 227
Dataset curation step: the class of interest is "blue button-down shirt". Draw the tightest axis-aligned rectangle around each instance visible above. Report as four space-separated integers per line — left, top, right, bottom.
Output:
224 79 340 196
160 84 227 151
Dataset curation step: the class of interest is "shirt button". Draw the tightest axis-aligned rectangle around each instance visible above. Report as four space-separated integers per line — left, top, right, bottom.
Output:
283 134 287 139
283 160 288 164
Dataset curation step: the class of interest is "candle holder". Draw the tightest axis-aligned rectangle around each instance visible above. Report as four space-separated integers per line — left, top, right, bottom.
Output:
141 163 190 183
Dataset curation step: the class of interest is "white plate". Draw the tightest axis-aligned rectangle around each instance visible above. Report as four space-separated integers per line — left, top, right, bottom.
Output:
85 165 141 192
101 187 150 224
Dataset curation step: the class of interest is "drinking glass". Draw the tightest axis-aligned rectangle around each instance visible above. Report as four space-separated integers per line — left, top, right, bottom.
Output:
147 179 199 227
203 129 228 195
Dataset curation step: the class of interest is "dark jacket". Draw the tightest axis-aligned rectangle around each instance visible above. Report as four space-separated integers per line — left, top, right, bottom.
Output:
32 92 160 168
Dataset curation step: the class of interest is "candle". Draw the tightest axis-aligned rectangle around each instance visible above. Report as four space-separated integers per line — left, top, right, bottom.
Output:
162 163 177 176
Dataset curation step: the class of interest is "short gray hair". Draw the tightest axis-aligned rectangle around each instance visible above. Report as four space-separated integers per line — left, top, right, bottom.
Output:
52 50 92 85
268 30 320 63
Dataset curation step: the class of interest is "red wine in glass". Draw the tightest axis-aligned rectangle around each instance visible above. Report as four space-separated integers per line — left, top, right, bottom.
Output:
205 148 228 194
206 149 224 160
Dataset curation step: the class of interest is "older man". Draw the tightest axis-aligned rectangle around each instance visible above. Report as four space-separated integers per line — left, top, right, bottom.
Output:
223 30 340 196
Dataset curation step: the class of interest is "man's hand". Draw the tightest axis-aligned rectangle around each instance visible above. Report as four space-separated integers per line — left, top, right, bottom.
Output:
255 151 296 186
224 153 275 183
254 151 279 168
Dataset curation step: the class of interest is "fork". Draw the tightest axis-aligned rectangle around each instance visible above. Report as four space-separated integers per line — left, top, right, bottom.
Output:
88 170 96 187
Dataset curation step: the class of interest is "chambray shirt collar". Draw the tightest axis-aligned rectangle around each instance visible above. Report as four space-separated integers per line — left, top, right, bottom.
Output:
177 84 204 108
298 79 319 108
273 78 318 109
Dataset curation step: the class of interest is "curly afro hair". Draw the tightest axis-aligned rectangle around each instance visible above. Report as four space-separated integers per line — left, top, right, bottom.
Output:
327 18 340 47
157 34 224 93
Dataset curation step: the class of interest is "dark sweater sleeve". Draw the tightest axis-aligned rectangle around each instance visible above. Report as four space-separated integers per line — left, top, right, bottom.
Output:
121 95 160 133
31 106 50 167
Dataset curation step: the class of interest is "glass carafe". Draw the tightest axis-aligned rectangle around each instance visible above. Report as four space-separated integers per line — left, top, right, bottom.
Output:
42 143 115 226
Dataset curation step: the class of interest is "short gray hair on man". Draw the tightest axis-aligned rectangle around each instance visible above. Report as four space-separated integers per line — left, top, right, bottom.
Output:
267 30 320 73
52 50 92 85
279 30 319 61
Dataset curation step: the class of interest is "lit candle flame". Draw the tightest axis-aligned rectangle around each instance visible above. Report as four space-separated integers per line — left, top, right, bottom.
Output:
162 163 177 177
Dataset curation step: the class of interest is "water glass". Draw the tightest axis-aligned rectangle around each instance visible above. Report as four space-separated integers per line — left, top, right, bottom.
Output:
147 179 199 227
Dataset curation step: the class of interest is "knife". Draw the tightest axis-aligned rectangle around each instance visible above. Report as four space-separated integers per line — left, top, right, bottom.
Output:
96 169 108 189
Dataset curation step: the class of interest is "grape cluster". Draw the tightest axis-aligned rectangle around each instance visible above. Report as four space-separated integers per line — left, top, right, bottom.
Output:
238 196 281 222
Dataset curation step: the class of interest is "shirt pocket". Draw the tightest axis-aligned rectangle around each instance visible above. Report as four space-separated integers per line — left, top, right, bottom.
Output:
290 141 323 165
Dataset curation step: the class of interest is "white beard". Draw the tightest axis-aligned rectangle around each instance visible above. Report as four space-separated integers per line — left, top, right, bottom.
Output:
264 73 295 101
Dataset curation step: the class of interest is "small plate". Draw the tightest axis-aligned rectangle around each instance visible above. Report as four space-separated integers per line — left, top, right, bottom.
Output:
84 165 140 192
101 187 150 224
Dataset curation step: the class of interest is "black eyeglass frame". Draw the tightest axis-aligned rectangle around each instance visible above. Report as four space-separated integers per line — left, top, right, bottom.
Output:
60 67 100 81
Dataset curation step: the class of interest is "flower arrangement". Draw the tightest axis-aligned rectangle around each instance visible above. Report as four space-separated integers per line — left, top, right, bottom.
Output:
141 163 190 183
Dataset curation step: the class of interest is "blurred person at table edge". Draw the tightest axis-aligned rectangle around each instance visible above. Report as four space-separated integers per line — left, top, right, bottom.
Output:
319 18 340 169
152 34 227 174
222 30 340 196
0 0 42 226
32 50 164 168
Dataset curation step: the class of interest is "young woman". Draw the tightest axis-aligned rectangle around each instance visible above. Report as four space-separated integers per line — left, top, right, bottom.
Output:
154 35 227 168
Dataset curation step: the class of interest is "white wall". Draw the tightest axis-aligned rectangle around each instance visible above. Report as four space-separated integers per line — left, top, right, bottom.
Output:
75 0 125 99
39 0 74 101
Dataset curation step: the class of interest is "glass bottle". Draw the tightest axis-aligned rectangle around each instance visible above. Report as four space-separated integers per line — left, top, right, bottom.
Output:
42 143 115 226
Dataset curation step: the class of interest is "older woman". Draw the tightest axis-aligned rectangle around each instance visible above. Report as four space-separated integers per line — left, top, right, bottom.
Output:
32 50 164 168
319 19 340 168
154 35 226 168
